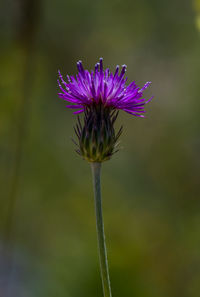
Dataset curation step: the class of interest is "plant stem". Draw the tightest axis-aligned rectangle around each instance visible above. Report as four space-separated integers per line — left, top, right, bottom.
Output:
90 162 112 297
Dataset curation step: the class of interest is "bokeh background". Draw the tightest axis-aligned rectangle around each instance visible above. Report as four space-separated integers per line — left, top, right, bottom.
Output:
1 0 200 296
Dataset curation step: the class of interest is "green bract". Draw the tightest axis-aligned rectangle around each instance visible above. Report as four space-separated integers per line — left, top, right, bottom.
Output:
74 104 122 163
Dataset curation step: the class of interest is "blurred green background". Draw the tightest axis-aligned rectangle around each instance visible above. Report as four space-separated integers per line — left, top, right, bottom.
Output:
0 0 200 296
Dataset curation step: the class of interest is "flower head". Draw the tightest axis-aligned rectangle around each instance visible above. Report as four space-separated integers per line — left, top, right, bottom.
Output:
58 58 153 162
58 58 153 117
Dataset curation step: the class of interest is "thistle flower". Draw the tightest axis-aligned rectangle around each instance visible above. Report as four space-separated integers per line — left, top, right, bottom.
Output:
57 59 153 297
58 58 152 117
58 58 153 163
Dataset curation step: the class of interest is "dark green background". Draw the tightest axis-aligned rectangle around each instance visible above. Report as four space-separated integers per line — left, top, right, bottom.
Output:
0 0 200 296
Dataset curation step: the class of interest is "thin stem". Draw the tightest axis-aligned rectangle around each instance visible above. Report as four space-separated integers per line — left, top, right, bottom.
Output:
90 162 112 297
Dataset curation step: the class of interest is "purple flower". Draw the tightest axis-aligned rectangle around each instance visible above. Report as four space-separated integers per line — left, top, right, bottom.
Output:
58 58 153 117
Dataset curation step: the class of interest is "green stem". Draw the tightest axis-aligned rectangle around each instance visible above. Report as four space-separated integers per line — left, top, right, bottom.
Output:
90 162 112 297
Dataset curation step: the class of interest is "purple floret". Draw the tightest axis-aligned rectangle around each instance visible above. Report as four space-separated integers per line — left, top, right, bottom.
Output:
58 58 153 117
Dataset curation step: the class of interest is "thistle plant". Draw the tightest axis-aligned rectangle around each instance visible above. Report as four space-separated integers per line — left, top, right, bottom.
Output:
57 58 153 297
